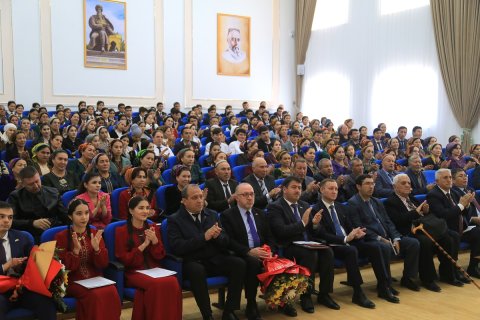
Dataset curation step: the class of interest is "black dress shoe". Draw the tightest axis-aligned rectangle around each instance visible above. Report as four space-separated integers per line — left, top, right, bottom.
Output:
440 277 464 287
389 286 399 296
317 294 340 310
378 288 400 303
300 294 315 313
222 311 239 320
422 281 441 292
400 277 420 291
352 291 375 309
245 303 262 320
280 304 297 317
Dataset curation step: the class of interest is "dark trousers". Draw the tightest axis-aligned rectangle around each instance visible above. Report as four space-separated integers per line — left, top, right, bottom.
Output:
397 236 420 279
353 241 391 288
416 233 457 282
243 256 263 302
461 226 480 269
332 245 363 287
0 289 57 320
183 255 246 318
284 245 334 294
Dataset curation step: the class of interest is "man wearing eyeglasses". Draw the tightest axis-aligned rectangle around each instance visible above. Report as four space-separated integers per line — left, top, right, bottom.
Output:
221 183 277 320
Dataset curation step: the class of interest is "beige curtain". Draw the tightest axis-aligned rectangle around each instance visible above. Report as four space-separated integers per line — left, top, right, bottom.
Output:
430 0 480 150
295 0 317 113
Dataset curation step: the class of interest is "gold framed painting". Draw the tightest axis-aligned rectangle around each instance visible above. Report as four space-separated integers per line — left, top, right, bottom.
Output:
84 0 127 69
217 13 250 76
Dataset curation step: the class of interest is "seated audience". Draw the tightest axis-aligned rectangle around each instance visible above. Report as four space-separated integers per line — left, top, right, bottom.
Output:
273 150 292 178
374 155 398 198
116 196 182 319
5 131 29 162
177 148 204 184
75 172 112 229
55 199 121 320
330 145 350 176
92 153 126 194
30 143 51 176
423 143 448 170
62 125 82 154
136 149 165 189
0 158 26 201
164 165 192 216
205 160 238 213
42 150 79 195
446 142 477 171
67 143 97 182
405 155 434 195
242 158 280 210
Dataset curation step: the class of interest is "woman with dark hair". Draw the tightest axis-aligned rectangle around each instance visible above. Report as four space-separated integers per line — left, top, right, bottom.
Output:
0 158 27 201
177 148 204 184
406 137 426 158
19 118 37 140
67 143 97 182
273 151 292 178
423 143 448 170
32 123 51 145
164 165 192 216
75 172 112 229
446 142 478 170
299 146 319 177
265 140 282 165
137 149 164 190
109 139 132 176
361 145 379 173
359 126 368 141
387 137 405 160
205 142 221 167
30 143 51 176
329 145 350 176
115 196 182 319
49 117 61 136
236 140 258 166
54 199 121 320
78 119 97 141
62 125 82 153
470 144 480 163
42 150 79 195
49 133 64 153
5 131 30 162
118 167 159 221
92 153 126 194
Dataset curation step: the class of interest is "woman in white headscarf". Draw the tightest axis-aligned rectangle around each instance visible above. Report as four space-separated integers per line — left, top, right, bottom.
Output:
0 123 17 150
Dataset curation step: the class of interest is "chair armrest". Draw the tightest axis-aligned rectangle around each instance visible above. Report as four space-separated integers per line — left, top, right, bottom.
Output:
166 253 183 262
104 261 125 300
108 260 125 271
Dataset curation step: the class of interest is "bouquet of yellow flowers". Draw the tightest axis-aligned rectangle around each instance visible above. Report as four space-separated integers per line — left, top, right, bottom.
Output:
257 245 311 308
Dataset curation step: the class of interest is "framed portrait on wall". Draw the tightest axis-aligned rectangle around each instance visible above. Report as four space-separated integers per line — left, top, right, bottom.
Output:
217 13 250 76
84 0 127 69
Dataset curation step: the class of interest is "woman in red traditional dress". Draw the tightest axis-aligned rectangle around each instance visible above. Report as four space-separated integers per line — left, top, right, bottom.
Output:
55 199 121 320
115 196 182 320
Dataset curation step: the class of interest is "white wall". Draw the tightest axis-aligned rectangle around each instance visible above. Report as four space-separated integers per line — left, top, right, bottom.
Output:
3 0 295 113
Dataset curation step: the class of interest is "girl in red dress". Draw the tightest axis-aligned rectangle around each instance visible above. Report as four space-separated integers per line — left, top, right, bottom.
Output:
115 196 182 320
55 199 121 320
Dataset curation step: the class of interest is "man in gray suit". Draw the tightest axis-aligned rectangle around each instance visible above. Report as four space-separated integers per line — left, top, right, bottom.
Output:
291 158 319 204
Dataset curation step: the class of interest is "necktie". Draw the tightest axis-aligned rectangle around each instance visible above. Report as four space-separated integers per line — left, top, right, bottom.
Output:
259 179 268 196
0 239 6 266
446 193 464 233
405 198 417 211
377 141 383 151
192 213 202 230
366 201 388 238
417 174 424 188
329 205 344 236
223 183 232 200
246 211 261 248
291 204 308 241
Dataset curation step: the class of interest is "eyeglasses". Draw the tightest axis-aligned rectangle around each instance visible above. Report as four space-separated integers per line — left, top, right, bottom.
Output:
237 192 255 198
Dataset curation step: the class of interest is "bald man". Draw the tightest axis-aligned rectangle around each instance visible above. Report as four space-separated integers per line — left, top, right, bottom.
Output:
242 158 281 209
205 160 238 212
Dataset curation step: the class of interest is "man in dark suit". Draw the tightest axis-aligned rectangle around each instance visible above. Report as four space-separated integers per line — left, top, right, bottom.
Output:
242 158 281 210
167 185 246 320
205 161 238 213
310 179 375 309
349 174 421 302
268 176 338 313
450 168 480 278
291 158 319 204
173 126 200 155
374 155 398 198
405 155 434 195
371 128 387 154
238 101 250 117
384 174 460 291
0 201 57 320
395 126 408 151
155 102 167 124
221 183 277 320
256 126 276 153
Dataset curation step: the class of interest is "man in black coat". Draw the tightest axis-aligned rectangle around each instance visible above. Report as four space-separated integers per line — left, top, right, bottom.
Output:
268 176 338 313
405 155 434 195
205 161 238 213
173 126 199 155
221 183 277 320
167 185 245 320
242 158 281 210
310 179 375 309
384 174 460 291
348 174 421 303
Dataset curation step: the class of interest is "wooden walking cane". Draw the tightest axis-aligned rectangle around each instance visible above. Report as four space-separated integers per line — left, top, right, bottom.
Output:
411 223 480 290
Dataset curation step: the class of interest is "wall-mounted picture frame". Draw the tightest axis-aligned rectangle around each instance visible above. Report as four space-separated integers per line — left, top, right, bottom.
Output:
217 13 250 76
84 0 127 69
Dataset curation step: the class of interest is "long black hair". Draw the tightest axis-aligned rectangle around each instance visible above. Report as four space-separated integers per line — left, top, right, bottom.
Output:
126 196 150 251
67 198 92 251
77 172 101 194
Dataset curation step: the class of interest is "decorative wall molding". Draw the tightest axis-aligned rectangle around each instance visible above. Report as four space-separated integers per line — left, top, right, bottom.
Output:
0 0 15 102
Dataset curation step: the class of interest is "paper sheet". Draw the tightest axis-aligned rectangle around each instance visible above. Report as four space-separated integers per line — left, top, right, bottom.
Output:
136 267 177 278
74 276 115 289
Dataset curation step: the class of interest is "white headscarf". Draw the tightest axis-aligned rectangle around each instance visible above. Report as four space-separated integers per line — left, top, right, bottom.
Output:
1 123 17 143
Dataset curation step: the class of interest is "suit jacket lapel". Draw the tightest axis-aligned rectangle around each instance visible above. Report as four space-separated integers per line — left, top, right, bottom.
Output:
232 208 249 245
8 232 19 258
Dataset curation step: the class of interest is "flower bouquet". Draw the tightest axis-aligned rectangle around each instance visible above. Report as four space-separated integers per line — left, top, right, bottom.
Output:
0 241 69 312
257 245 311 308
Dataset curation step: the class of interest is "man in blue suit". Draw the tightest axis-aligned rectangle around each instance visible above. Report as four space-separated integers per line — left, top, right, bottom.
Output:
0 201 56 320
374 155 398 198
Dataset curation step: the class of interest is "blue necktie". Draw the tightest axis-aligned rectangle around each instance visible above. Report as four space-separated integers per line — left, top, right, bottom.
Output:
246 211 261 248
329 205 344 236
291 204 308 241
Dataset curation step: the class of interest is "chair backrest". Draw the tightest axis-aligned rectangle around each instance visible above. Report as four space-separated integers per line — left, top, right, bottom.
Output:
232 164 249 182
200 137 208 145
40 225 97 243
167 156 177 169
275 178 284 187
0 150 6 161
199 146 206 156
155 184 174 211
160 219 171 253
423 170 436 185
396 159 407 166
20 230 34 247
111 187 129 219
162 169 173 184
228 154 240 168
414 194 427 203
466 168 475 188
104 220 126 262
201 167 214 176
198 154 209 167
61 190 78 208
